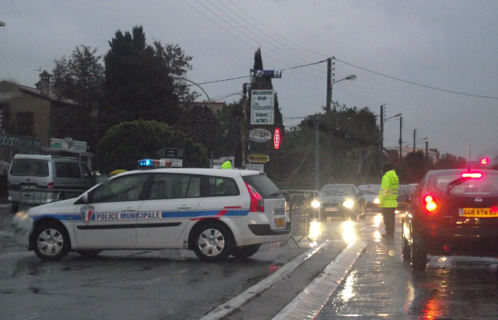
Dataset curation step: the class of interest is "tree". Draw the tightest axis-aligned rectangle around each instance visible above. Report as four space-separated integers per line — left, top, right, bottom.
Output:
187 104 222 155
103 26 191 127
95 119 209 174
51 45 105 151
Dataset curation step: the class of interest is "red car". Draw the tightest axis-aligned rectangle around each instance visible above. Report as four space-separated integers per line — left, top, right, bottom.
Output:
401 169 498 271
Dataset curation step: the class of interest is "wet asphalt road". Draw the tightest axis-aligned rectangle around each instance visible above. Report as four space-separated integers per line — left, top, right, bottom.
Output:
3 204 498 319
316 212 498 320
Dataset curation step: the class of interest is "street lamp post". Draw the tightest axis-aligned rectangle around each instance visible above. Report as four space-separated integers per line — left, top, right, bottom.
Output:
326 57 356 183
379 108 401 180
169 74 211 103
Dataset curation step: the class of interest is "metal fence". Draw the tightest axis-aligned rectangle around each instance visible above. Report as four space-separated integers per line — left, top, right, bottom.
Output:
19 188 87 210
280 190 320 247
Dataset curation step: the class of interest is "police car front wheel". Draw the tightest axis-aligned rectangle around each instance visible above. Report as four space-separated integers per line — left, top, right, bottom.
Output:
194 222 233 262
33 222 71 261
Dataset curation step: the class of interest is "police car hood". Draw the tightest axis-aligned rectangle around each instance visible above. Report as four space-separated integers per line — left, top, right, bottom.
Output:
27 198 80 216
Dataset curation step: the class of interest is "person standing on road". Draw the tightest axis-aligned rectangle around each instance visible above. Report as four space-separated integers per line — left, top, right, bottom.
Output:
378 162 399 237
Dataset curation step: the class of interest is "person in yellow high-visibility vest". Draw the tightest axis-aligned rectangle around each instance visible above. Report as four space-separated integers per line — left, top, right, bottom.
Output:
221 161 232 169
378 163 399 238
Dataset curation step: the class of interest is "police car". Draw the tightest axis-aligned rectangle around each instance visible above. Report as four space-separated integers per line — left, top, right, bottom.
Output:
11 160 291 262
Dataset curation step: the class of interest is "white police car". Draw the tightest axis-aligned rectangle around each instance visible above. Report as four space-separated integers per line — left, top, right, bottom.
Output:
12 161 291 262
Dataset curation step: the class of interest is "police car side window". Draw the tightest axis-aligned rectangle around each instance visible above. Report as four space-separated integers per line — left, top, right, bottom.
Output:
208 177 239 197
93 174 149 203
148 174 195 200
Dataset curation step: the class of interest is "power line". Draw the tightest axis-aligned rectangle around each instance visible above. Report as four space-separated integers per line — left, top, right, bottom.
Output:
335 58 498 100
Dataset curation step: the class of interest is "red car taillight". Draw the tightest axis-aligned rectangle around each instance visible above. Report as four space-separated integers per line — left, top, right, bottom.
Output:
424 194 437 212
245 183 264 212
47 183 54 190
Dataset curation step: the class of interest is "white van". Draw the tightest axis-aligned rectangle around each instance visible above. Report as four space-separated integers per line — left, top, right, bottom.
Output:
8 154 95 212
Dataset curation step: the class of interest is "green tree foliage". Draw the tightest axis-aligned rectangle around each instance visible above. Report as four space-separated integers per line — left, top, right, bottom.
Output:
95 119 208 174
187 104 222 154
435 153 467 169
212 101 243 162
51 45 104 151
103 26 191 127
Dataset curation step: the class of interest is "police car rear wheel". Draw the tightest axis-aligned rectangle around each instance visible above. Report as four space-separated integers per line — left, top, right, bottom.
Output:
33 222 70 261
194 222 233 262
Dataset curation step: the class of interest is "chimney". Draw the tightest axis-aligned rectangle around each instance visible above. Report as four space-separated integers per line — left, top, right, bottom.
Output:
39 71 51 97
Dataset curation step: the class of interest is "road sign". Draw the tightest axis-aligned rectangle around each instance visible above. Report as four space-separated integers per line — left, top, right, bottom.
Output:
253 70 282 78
247 154 270 163
249 128 272 143
251 90 274 125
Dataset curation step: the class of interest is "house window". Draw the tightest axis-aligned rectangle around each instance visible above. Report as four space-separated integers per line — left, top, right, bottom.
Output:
17 112 34 135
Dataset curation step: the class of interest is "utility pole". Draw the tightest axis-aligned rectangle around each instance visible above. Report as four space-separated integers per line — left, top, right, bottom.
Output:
326 58 332 184
379 104 384 181
413 128 417 152
241 83 248 169
315 117 320 191
399 117 403 165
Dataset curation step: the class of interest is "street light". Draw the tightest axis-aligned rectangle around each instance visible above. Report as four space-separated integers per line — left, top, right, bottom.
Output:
326 70 357 183
379 106 401 181
169 74 211 103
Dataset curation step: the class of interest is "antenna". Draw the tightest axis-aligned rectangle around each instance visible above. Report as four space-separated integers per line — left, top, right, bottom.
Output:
468 144 472 171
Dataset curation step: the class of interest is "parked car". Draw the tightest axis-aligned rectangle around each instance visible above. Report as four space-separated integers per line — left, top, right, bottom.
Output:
358 184 380 212
401 169 498 271
7 154 95 212
318 184 366 221
11 164 291 262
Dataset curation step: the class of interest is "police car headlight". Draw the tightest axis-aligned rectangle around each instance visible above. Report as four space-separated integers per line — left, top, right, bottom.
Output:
343 199 355 209
373 198 380 204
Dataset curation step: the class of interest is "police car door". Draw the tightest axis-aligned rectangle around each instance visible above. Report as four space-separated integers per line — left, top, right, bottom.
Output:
136 173 202 244
74 173 149 248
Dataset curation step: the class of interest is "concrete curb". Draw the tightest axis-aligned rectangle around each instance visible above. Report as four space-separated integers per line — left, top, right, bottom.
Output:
271 240 367 320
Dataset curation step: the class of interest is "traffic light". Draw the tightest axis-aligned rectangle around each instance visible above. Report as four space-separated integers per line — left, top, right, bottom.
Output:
481 157 490 166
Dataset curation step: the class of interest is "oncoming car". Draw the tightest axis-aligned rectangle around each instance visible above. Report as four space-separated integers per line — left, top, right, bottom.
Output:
12 164 291 262
401 169 498 271
318 184 366 221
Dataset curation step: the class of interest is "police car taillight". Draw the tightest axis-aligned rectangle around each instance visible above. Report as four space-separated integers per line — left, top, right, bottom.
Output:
246 183 264 212
137 159 172 169
47 183 54 190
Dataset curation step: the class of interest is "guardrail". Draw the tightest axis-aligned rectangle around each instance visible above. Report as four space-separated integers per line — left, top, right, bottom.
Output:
279 190 320 247
19 188 87 210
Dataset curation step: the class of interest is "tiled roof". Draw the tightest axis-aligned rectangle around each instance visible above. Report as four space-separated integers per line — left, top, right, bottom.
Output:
17 84 77 105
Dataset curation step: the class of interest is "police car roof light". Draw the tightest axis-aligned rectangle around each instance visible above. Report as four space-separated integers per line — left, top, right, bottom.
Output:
137 159 171 169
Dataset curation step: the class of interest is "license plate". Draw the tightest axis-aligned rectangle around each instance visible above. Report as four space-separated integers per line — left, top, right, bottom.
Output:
22 185 36 189
459 208 498 218
275 217 285 227
325 207 338 212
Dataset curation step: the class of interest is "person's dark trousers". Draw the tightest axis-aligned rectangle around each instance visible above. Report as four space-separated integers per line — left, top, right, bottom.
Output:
382 207 396 236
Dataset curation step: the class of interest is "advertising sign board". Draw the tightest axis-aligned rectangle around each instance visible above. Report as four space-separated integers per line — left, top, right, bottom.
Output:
249 128 272 143
251 90 274 125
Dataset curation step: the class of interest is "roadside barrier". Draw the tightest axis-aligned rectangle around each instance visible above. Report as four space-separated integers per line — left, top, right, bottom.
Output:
19 188 87 210
279 190 320 247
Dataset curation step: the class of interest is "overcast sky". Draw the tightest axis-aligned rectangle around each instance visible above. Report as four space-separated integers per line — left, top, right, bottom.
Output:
1 0 497 159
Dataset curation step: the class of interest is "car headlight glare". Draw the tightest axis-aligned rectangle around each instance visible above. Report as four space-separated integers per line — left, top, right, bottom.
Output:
373 198 380 204
343 199 355 209
311 199 320 208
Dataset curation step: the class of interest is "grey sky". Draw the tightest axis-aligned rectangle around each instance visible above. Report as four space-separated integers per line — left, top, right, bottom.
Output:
1 0 497 159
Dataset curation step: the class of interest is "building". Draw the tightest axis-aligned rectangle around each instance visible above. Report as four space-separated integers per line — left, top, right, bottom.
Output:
385 146 439 165
0 71 80 161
